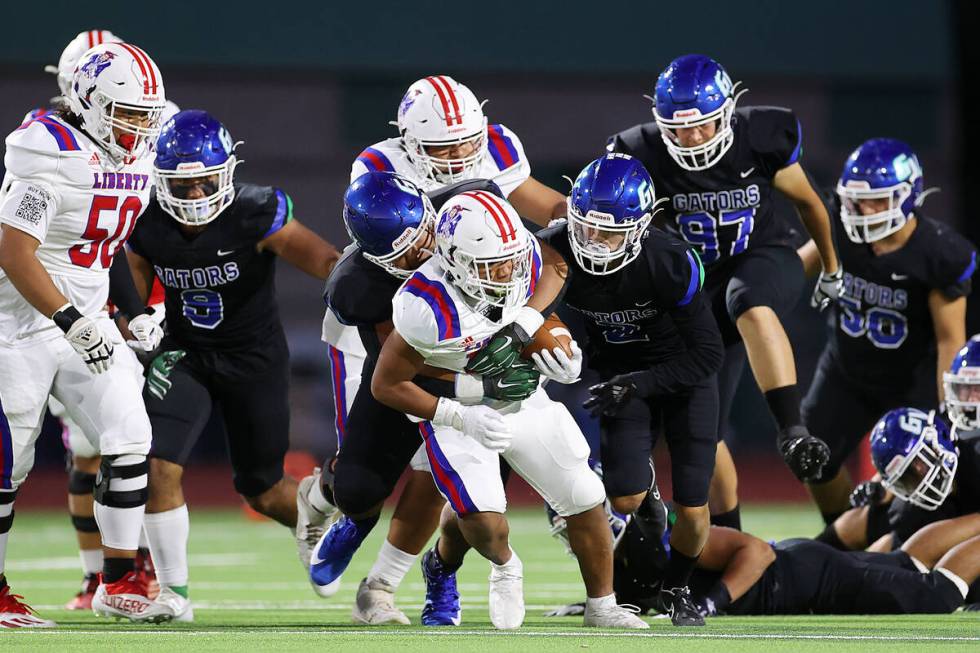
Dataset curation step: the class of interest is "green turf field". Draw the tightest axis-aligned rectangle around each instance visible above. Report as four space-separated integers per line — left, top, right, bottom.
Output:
2 503 977 651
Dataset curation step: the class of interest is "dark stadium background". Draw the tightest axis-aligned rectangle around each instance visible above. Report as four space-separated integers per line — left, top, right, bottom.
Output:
1 0 974 504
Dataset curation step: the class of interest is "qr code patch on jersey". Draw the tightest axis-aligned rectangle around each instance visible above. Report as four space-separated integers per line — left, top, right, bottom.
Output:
14 185 52 226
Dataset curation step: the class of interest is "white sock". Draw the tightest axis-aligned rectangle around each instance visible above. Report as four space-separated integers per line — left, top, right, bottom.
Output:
307 475 333 515
143 505 190 588
586 593 616 609
491 548 522 574
79 548 103 576
367 539 417 591
138 526 150 550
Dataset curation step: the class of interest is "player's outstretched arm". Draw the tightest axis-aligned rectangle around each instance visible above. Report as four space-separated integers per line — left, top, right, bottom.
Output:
929 289 967 402
124 248 155 305
372 329 440 420
507 176 567 226
257 219 341 279
697 526 776 607
774 163 839 276
0 224 69 317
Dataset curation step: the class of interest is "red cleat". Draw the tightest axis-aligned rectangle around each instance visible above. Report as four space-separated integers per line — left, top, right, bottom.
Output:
0 584 56 628
64 573 99 610
135 548 160 600
92 572 174 623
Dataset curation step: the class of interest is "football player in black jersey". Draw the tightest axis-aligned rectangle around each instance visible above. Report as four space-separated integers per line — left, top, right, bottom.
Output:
608 54 843 527
536 154 724 626
797 140 974 527
122 111 341 618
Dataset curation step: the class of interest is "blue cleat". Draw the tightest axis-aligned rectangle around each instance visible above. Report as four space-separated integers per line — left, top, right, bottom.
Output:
421 548 461 626
309 515 374 598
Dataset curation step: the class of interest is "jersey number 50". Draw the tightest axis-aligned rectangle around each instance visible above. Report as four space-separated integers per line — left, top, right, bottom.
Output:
838 296 908 349
69 195 142 269
677 208 755 265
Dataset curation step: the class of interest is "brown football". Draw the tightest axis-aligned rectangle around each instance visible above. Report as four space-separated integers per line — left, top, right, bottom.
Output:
521 313 574 359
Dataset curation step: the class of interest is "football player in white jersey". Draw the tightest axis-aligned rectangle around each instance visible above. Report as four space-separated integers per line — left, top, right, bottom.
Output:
305 75 571 621
0 42 176 626
371 191 648 629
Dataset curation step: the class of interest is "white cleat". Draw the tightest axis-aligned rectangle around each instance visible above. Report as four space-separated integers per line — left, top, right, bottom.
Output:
0 585 55 628
352 577 410 625
92 573 176 624
488 553 525 630
584 602 650 629
296 470 334 570
155 586 194 623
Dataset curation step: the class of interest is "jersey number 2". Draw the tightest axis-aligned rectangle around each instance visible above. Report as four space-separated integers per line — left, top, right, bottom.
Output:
69 195 142 269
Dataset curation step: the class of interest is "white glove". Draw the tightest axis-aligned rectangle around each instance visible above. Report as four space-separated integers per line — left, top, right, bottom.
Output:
531 341 583 384
64 315 114 374
126 312 164 351
432 398 512 453
810 268 844 312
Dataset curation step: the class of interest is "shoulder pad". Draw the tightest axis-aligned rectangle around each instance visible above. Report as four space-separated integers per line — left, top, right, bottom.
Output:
608 122 658 156
3 118 84 179
486 124 525 171
741 106 802 168
394 270 462 349
646 230 704 307
352 140 399 179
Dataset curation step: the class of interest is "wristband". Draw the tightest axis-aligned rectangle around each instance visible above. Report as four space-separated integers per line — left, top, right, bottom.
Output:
512 307 544 344
52 303 83 333
454 373 484 402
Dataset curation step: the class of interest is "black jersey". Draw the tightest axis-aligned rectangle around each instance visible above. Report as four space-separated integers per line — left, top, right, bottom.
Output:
128 184 292 351
537 222 722 393
609 106 802 268
324 246 402 364
828 215 975 386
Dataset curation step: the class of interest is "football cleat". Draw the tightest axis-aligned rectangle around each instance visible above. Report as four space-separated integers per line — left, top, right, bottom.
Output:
64 572 99 610
296 471 335 571
655 586 706 627
488 553 524 630
0 585 56 628
352 577 410 625
135 547 159 600
155 586 193 622
309 516 368 598
420 549 461 626
583 601 650 629
92 572 176 623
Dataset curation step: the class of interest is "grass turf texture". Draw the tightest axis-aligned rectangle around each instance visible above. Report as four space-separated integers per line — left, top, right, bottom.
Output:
3 503 977 651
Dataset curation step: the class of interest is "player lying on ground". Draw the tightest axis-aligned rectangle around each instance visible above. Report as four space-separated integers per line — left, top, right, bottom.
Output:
119 110 341 622
800 139 973 527
535 154 723 626
371 190 648 629
609 54 842 529
312 74 569 615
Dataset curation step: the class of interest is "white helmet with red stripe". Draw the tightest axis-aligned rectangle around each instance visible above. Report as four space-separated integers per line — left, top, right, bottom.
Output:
396 75 488 184
434 190 534 309
67 42 166 163
45 30 124 99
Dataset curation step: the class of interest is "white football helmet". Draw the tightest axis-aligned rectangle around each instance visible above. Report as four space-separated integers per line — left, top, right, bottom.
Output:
67 42 166 163
435 190 535 309
45 30 124 99
396 76 488 184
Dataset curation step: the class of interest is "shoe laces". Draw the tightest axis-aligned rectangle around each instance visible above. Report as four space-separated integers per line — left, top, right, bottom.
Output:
424 557 459 612
0 586 38 615
105 572 150 597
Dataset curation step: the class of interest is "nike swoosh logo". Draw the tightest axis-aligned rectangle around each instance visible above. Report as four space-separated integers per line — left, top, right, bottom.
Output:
635 300 653 307
498 382 523 388
217 249 235 256
739 168 755 178
891 273 909 281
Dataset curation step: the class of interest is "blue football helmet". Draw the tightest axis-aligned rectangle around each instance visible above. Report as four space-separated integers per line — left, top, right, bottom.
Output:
343 171 436 278
154 110 240 226
567 153 662 275
651 54 744 171
870 407 958 510
836 138 924 243
944 335 980 432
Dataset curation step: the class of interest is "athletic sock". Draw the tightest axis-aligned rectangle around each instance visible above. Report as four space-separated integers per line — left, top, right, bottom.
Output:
79 549 104 576
710 505 742 531
103 557 134 584
814 523 846 549
143 505 190 590
308 475 334 515
367 538 417 591
433 538 463 573
351 514 380 540
491 548 521 574
764 385 802 431
0 490 17 577
585 593 616 608
663 547 699 590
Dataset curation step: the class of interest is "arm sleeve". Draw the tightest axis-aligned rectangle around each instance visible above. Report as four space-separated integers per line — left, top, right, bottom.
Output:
108 249 145 319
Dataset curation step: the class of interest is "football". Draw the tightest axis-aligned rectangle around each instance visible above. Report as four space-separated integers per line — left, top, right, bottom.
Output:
521 313 574 359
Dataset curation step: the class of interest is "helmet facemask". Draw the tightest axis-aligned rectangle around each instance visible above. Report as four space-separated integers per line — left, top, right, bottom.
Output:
89 95 165 163
653 87 743 172
567 199 653 276
880 426 958 510
155 156 238 226
944 368 980 431
441 236 534 309
837 181 914 244
403 120 488 185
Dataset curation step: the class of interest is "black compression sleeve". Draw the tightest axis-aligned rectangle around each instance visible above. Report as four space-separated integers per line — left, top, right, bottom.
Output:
108 249 145 319
414 375 456 399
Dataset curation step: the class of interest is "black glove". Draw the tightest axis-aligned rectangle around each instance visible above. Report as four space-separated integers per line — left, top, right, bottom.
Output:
777 425 830 482
465 322 534 376
482 358 541 402
849 480 885 508
583 373 645 417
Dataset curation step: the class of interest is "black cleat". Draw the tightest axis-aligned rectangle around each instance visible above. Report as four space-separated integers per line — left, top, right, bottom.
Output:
656 586 705 627
777 425 830 482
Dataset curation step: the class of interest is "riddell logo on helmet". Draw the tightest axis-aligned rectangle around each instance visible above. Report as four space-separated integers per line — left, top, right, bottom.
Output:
391 227 417 249
446 126 469 135
672 108 703 120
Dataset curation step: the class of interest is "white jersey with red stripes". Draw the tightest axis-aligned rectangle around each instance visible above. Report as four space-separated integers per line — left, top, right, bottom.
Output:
349 122 531 196
0 115 153 345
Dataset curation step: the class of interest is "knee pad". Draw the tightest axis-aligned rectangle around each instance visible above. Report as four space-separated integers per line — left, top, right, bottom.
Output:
0 489 17 534
71 514 99 533
552 463 606 518
94 454 148 509
68 469 97 495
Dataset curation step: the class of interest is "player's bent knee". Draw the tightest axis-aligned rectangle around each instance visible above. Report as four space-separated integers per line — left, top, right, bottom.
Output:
333 464 391 517
71 514 99 533
609 494 644 515
72 455 101 474
553 465 606 517
94 454 148 509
